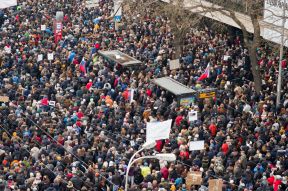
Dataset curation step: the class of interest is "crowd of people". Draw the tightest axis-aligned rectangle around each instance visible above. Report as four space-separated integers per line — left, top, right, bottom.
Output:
0 0 287 191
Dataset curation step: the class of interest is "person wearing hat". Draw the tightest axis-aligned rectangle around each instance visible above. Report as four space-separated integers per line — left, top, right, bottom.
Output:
67 181 74 190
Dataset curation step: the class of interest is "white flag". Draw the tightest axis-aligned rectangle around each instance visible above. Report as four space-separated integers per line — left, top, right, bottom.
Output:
146 119 172 142
129 89 134 103
0 0 17 9
189 140 205 151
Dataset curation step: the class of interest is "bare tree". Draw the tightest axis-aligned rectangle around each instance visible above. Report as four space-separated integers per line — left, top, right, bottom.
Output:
123 0 285 93
196 0 264 93
123 0 202 58
157 0 202 58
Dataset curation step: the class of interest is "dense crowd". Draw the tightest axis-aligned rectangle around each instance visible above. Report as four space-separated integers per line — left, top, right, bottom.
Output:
0 0 287 191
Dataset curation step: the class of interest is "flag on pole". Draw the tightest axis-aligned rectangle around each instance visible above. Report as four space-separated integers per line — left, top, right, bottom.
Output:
79 58 86 74
128 89 134 103
198 63 210 81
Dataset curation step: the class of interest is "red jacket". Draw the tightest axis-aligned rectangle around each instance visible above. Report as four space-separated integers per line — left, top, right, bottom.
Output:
179 151 189 159
175 116 183 126
77 111 84 119
209 124 217 136
160 167 169 179
221 143 229 154
86 82 93 90
146 89 152 97
155 140 162 152
41 98 49 106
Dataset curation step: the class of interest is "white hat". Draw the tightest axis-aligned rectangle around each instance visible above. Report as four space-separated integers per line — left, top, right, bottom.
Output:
275 175 282 180
109 161 114 167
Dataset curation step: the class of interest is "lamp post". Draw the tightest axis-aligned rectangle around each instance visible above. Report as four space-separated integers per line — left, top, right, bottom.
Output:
124 141 156 191
124 153 176 191
276 0 286 107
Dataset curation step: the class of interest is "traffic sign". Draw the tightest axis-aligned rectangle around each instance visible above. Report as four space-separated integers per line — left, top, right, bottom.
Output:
114 15 121 22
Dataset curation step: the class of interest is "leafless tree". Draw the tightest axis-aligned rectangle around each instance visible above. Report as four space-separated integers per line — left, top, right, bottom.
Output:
123 0 287 93
123 0 202 58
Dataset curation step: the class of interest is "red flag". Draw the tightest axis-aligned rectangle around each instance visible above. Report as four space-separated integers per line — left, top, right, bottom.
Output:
79 58 86 74
198 63 210 81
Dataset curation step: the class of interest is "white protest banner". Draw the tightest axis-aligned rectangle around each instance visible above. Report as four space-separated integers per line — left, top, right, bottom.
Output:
188 110 197 122
223 55 230 61
189 140 205 151
47 53 54 61
49 101 56 107
0 0 17 9
4 45 11 54
146 119 172 142
56 11 64 21
41 25 46 31
130 140 135 147
37 54 43 62
86 0 99 8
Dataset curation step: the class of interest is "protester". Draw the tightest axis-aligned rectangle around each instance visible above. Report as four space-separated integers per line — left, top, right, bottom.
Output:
0 0 287 191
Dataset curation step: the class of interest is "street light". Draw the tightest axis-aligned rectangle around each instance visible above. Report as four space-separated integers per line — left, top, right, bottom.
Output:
125 153 176 191
127 141 156 167
124 141 156 191
277 0 286 107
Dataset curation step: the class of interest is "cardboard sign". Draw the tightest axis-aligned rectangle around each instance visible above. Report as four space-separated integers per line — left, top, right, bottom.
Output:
169 59 181 70
188 110 197 122
208 179 223 191
41 25 46 31
0 96 9 103
186 171 202 189
47 53 54 61
189 140 205 151
199 91 216 99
